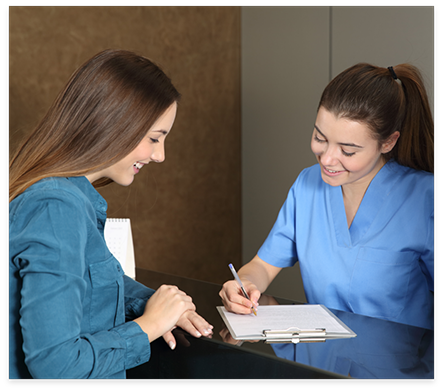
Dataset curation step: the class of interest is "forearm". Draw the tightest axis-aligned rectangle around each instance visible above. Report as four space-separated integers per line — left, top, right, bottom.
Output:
238 255 281 293
124 275 155 320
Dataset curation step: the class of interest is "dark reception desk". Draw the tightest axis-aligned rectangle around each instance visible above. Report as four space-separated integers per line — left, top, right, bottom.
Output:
127 269 434 380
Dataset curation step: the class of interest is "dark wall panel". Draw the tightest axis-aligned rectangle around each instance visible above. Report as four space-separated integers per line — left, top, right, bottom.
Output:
9 6 241 284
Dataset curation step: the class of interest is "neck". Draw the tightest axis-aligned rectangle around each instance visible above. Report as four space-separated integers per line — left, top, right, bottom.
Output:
341 160 385 228
342 157 387 205
342 180 369 205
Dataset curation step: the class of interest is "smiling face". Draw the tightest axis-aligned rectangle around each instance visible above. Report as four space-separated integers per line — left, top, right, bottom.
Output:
86 102 177 186
311 107 399 192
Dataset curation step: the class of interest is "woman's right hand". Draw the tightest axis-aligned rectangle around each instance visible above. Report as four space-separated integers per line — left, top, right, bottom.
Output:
134 285 196 343
218 255 282 314
219 279 261 315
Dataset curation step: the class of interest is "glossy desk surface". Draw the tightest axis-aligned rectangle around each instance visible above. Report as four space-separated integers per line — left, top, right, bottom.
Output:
127 269 434 379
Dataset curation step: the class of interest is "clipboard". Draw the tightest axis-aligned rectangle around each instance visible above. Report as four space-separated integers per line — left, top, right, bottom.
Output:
217 304 356 344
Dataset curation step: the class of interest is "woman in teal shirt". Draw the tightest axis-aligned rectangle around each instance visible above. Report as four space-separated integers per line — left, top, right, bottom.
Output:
9 50 213 378
220 63 434 330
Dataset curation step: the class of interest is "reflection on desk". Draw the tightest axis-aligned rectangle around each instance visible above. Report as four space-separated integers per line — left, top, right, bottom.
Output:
127 269 433 379
272 309 433 379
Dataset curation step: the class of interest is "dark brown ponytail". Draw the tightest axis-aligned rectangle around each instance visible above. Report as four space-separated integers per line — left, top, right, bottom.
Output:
318 63 433 173
392 64 433 173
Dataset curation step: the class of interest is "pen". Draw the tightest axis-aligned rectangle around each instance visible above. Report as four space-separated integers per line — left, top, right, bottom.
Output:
228 263 257 316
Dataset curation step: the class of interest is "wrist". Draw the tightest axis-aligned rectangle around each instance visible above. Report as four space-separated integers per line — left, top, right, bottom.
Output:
134 317 161 343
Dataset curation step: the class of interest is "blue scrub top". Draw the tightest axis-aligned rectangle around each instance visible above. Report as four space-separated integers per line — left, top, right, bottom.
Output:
258 160 434 330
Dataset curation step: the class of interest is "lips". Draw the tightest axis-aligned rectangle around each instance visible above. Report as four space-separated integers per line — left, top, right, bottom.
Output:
326 168 340 173
133 162 144 174
322 165 346 176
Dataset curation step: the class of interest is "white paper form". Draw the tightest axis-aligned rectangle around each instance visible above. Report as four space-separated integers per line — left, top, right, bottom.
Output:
217 304 356 341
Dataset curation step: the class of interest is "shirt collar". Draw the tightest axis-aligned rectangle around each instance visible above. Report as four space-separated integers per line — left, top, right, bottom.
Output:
66 176 108 216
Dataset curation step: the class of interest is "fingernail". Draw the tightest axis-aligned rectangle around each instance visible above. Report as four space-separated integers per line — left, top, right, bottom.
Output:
169 341 175 350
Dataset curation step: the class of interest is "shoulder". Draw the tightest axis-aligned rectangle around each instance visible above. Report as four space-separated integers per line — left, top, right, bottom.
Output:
290 164 323 192
388 161 433 194
14 177 89 204
383 161 433 215
389 160 433 180
9 177 93 223
299 164 323 183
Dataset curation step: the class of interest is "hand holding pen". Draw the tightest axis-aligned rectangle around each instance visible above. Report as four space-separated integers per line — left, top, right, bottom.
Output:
228 263 258 315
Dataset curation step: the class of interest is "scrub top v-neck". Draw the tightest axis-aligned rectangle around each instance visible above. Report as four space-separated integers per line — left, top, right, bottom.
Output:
257 160 434 330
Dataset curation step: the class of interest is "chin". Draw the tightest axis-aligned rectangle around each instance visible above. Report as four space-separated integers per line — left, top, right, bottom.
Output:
320 174 343 187
114 177 135 187
318 165 350 187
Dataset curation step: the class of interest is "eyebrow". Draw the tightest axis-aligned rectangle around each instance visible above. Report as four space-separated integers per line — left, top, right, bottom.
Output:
151 130 168 135
314 125 363 148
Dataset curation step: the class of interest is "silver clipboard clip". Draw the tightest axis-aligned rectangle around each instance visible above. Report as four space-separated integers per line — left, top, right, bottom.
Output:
263 327 327 344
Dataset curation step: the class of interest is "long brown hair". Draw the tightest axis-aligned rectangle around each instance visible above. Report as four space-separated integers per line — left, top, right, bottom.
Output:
9 49 181 202
318 63 433 173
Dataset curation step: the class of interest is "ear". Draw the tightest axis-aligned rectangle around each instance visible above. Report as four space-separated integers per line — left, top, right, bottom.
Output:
381 131 400 154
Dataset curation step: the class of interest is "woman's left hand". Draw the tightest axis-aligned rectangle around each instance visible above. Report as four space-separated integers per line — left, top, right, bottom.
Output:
162 310 213 350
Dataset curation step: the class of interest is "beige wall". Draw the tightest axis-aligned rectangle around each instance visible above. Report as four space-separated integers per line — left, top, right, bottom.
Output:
9 6 241 284
241 6 330 302
331 6 434 107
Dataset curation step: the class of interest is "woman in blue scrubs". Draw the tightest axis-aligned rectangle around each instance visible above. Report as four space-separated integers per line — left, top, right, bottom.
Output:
220 63 434 330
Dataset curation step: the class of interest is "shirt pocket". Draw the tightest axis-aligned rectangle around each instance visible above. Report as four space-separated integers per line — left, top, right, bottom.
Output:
348 247 417 320
89 256 125 333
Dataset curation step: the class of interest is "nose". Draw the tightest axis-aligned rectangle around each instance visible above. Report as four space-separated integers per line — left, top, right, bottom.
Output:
151 143 165 163
319 145 339 166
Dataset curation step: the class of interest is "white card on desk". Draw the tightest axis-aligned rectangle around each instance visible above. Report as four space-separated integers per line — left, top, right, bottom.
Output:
104 218 136 279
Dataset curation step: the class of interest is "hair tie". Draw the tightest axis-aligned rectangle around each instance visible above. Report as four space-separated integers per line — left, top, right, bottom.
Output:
388 66 398 80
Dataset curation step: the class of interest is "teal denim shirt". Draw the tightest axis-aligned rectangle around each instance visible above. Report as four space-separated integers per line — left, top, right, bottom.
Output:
9 176 155 378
